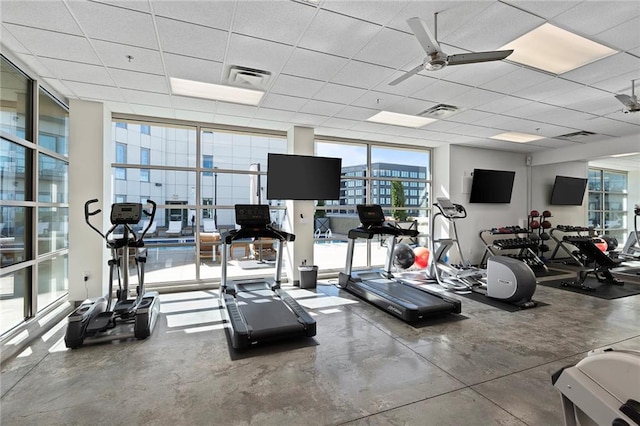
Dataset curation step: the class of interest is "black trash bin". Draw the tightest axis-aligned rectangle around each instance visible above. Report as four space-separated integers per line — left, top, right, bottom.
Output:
298 265 318 289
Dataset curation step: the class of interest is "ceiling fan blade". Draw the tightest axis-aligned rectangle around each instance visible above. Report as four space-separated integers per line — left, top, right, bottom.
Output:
389 64 425 86
407 17 441 56
615 94 636 108
447 50 514 66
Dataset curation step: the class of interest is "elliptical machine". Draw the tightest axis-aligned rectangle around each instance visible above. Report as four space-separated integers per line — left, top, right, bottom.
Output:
64 199 161 348
621 204 640 260
430 197 537 308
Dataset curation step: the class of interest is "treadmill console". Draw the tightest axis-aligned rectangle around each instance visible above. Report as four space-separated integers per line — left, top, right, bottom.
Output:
357 204 385 226
235 204 271 227
435 198 466 219
110 203 142 225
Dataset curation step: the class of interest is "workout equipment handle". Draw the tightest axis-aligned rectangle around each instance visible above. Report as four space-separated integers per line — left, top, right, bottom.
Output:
84 199 105 240
139 199 157 240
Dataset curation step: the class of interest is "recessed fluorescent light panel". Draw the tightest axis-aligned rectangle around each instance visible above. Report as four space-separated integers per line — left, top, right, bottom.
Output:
367 111 436 128
490 132 545 143
610 152 639 158
501 23 617 74
170 77 264 106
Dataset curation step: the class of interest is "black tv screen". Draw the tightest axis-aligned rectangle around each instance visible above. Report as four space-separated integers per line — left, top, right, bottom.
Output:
550 176 588 206
266 153 342 200
469 169 515 203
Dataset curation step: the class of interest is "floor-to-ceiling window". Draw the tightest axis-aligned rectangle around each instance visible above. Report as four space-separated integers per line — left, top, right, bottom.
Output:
314 140 431 272
1 55 69 336
588 168 628 243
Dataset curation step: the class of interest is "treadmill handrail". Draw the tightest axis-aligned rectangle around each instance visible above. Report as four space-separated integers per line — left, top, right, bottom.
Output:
222 226 294 243
348 223 419 239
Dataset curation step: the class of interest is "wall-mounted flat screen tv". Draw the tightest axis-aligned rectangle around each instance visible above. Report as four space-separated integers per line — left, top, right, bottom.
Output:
550 176 588 206
266 153 342 200
469 169 516 203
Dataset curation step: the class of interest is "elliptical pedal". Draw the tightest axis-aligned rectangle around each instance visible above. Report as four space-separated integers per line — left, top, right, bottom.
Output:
86 311 115 333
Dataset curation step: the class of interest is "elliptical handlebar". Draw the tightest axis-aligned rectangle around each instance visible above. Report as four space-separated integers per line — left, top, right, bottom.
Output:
139 199 157 241
84 199 105 240
434 198 467 220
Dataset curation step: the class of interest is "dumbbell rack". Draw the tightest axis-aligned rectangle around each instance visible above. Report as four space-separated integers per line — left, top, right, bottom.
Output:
528 210 553 260
550 225 593 266
479 226 548 271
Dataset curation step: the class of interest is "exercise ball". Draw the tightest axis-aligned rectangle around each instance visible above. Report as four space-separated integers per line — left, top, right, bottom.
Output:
593 238 608 252
393 243 415 269
600 235 618 251
413 246 430 269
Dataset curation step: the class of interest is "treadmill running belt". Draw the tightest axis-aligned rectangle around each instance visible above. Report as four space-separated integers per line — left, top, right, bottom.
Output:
238 298 304 338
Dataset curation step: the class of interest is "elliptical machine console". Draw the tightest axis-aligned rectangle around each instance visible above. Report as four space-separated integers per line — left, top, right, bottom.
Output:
430 197 537 309
64 199 161 348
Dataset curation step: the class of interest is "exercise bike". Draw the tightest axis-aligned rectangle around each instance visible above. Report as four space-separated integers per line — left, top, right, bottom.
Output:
430 197 537 309
64 199 161 348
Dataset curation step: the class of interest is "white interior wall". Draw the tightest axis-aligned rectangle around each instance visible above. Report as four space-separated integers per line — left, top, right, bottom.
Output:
445 146 529 265
68 100 111 301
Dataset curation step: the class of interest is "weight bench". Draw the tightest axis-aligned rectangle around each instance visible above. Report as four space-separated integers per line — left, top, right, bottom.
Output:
561 237 624 291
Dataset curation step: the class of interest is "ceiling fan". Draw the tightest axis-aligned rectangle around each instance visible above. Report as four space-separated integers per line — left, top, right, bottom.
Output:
615 79 640 113
389 14 514 86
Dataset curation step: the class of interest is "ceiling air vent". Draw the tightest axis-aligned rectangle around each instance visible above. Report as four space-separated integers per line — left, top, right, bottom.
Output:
418 104 459 118
556 130 597 141
226 65 271 89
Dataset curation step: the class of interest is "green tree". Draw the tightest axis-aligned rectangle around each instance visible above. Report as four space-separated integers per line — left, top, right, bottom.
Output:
315 199 326 218
391 180 407 221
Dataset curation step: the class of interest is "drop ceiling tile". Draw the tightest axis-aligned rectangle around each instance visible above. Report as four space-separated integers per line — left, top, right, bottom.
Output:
111 69 168 93
528 108 596 128
330 60 395 89
156 17 228 62
596 17 640 51
389 97 437 116
171 96 217 112
337 105 379 120
563 53 640 86
152 1 235 31
3 24 101 65
350 121 391 133
290 112 328 127
66 1 158 49
0 27 29 54
252 108 296 122
1 0 82 35
261 93 307 112
507 102 559 120
233 1 314 44
92 1 151 13
38 57 113 85
215 102 259 117
444 2 544 52
412 79 473 104
351 91 404 110
163 54 224 84
514 77 583 102
121 89 172 107
320 117 358 130
130 104 175 119
354 27 424 69
225 34 293 78
313 83 367 104
447 110 494 124
299 9 382 58
213 114 252 128
298 99 344 116
93 40 164 75
375 72 436 97
282 48 349 82
174 109 214 123
580 117 640 138
591 71 640 93
482 67 555 95
441 61 520 88
270 74 324 98
502 1 581 20
450 124 502 138
420 119 461 133
102 100 135 115
41 77 73 99
315 127 346 138
248 118 289 132
62 80 125 102
322 1 407 26
14 54 59 80
448 88 504 109
553 2 640 37
476 96 533 114
542 85 607 110
531 138 581 148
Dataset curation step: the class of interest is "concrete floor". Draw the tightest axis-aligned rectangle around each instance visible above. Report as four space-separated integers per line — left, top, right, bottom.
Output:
2 278 640 425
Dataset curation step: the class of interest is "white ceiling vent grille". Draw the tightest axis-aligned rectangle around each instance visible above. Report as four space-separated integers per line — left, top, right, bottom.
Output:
418 104 459 118
226 65 271 89
556 130 597 141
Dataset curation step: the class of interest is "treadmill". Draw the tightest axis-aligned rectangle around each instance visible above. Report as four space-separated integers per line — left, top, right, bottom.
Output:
338 204 462 322
219 204 316 349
